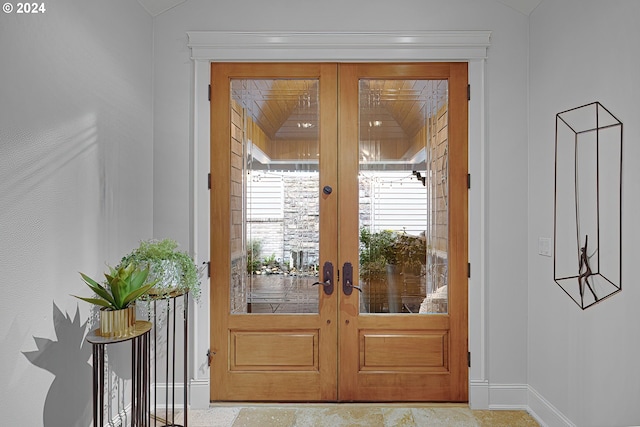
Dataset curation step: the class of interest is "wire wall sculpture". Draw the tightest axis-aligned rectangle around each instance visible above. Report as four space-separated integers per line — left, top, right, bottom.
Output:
554 102 623 309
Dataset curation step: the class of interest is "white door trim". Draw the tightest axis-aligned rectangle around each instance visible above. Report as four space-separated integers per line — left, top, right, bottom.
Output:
187 30 490 409
187 30 490 61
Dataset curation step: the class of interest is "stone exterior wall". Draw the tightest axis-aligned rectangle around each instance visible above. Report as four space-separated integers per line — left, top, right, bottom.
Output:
248 174 319 272
283 175 320 270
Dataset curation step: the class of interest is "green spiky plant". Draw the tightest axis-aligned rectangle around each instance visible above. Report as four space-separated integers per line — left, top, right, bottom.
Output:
73 263 157 310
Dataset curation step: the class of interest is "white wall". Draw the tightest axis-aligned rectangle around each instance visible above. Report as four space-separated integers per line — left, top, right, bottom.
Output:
0 1 153 425
153 0 530 408
528 1 640 426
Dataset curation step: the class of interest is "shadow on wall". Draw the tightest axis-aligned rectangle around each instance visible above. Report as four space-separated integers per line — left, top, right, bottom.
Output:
21 303 93 427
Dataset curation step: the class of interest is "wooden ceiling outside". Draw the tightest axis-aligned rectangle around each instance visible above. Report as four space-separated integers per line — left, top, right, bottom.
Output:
231 79 447 142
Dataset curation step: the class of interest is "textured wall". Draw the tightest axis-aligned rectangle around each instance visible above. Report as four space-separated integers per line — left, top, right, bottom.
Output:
0 1 153 425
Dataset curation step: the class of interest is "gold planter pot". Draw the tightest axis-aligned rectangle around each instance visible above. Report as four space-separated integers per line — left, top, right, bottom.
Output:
99 305 136 338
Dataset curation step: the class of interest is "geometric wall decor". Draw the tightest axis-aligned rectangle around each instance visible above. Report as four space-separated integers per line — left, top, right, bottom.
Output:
554 102 623 309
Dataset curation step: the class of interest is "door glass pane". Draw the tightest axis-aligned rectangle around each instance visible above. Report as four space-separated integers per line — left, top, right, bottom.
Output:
230 79 320 314
358 79 449 314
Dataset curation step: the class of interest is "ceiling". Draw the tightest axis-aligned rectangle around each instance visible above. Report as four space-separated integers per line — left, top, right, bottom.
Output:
137 0 542 17
231 78 448 143
495 0 542 15
137 0 185 16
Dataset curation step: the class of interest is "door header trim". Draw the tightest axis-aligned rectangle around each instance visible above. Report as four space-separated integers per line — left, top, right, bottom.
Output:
187 31 491 61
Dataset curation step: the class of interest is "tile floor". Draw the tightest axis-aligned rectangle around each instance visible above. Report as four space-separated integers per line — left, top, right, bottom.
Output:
161 404 540 427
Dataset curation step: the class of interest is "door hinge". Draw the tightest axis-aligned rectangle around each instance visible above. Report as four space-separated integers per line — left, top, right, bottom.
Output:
208 173 211 190
467 84 471 101
206 261 211 278
207 349 215 367
467 263 471 278
468 351 471 367
467 173 471 189
208 84 211 102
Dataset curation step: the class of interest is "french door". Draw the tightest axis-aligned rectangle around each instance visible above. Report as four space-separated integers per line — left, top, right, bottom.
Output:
210 62 468 402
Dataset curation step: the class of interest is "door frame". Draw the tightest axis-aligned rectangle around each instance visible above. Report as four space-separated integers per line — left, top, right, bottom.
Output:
187 31 491 408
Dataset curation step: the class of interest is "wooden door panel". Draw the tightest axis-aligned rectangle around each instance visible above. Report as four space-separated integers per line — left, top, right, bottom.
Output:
231 330 318 370
353 373 456 401
360 331 448 371
218 373 325 402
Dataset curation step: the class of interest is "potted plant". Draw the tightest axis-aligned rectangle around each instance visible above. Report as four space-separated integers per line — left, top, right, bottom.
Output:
247 239 262 274
73 262 156 338
359 228 427 313
393 229 427 276
359 228 400 312
119 238 201 301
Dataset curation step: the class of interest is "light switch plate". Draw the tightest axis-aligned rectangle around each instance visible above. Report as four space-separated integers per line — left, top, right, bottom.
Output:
538 237 552 257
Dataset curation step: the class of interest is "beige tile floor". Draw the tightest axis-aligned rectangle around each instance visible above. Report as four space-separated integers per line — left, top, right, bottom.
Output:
160 404 540 427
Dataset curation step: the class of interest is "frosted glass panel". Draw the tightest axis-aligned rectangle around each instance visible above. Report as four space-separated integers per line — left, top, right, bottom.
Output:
358 79 449 314
230 79 320 314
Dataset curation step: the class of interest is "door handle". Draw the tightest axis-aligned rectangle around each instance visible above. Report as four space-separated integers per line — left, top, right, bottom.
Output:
312 261 334 295
342 262 362 295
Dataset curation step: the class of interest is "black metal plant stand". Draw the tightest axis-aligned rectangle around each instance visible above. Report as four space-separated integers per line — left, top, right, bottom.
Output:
86 321 152 427
152 292 188 427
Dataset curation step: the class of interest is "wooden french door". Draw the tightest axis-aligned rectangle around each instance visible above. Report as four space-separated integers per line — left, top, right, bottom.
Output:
210 62 468 402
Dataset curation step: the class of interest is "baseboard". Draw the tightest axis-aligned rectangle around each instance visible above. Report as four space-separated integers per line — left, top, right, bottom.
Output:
98 381 209 425
189 378 210 409
488 383 529 410
527 386 575 427
107 405 130 427
469 379 489 409
190 379 493 410
152 382 186 408
475 382 574 427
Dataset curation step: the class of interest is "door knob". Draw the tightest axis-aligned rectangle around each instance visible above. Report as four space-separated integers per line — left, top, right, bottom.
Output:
312 261 334 295
345 279 362 294
342 262 362 295
312 281 332 288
